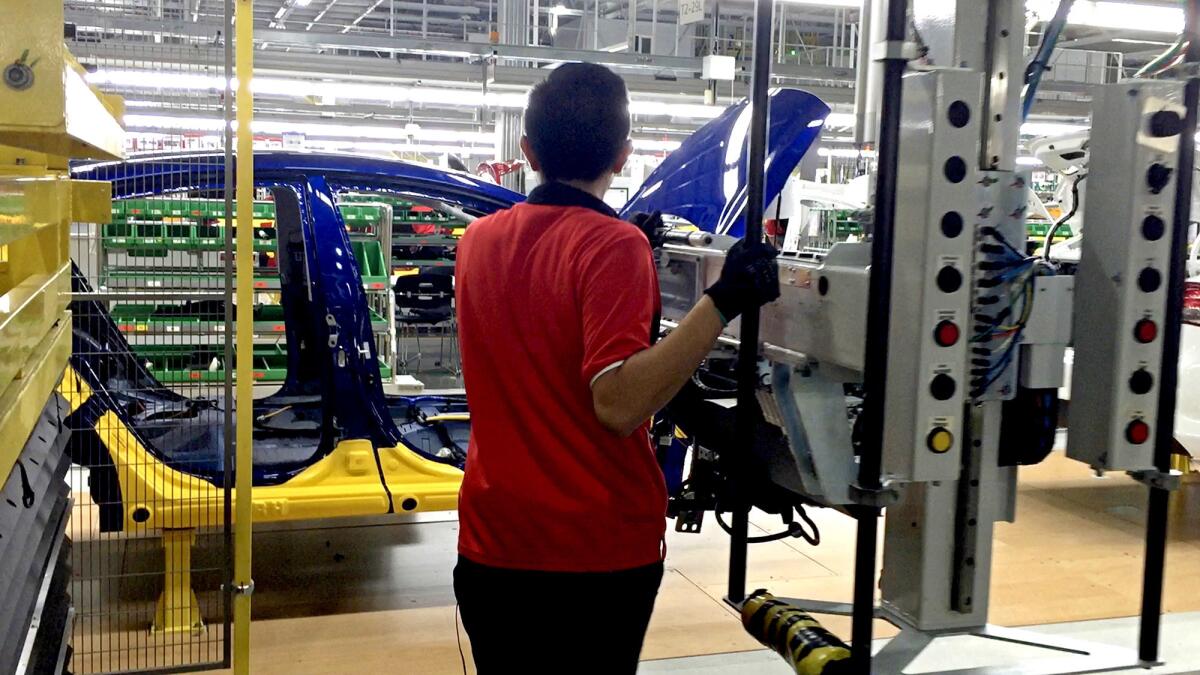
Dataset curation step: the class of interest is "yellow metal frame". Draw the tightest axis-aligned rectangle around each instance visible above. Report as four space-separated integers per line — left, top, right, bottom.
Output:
0 167 114 488
60 366 463 530
0 2 124 159
235 2 255 670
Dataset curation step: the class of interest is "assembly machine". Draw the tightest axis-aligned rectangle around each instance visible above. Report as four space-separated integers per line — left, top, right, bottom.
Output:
644 0 1195 673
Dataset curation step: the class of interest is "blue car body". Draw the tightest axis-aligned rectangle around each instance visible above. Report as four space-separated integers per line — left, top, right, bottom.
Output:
66 87 829 493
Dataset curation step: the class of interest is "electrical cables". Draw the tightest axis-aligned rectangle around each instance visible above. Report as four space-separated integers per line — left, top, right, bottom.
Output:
1023 0 1077 121
971 227 1043 398
1043 172 1087 260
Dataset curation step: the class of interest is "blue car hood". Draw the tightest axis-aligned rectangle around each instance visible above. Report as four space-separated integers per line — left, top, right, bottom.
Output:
619 88 830 237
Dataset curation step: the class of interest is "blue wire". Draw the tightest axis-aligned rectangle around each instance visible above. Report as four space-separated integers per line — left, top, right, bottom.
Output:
1023 0 1077 121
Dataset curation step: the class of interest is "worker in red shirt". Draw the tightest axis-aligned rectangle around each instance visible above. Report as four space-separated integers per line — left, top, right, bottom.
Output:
454 62 780 673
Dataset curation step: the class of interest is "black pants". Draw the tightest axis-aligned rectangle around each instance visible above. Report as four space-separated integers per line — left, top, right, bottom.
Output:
454 555 663 674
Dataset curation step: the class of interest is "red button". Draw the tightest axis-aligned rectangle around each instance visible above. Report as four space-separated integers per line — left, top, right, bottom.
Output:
934 320 960 347
1126 420 1151 445
1134 319 1158 344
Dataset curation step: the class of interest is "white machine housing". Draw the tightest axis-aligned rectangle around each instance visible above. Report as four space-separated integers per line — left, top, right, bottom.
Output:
1068 80 1186 471
881 69 983 482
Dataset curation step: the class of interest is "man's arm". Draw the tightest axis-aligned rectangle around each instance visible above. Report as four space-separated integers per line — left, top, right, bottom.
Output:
592 296 724 437
591 239 781 437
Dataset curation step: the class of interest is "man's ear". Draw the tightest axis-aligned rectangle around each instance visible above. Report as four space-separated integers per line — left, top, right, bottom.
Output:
519 136 541 172
612 139 633 174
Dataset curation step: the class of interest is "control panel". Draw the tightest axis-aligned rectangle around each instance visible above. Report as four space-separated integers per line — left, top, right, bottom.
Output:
1067 80 1185 471
882 69 983 482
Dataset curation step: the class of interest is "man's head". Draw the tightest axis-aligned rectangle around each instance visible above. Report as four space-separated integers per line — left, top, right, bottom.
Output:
521 62 632 186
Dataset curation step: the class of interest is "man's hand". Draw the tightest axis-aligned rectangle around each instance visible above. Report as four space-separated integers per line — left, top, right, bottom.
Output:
628 211 665 249
703 239 781 324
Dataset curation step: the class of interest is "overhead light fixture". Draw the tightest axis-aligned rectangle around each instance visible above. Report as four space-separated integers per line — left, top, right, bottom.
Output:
1027 1 1183 34
628 100 723 120
632 139 683 152
123 113 496 145
1020 121 1089 136
1016 156 1045 166
776 0 862 7
817 147 876 159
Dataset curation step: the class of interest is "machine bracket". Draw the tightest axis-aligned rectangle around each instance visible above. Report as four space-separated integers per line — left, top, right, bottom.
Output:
227 580 256 596
849 481 902 508
872 39 918 62
1128 469 1182 492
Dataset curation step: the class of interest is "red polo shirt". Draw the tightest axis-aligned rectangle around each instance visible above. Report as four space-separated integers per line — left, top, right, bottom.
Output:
455 182 667 572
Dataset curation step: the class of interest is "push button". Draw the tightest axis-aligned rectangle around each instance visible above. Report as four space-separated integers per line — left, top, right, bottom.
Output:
1141 214 1165 241
1126 420 1150 445
936 266 963 293
929 373 957 401
933 320 960 347
1138 267 1162 293
1149 110 1183 138
926 427 954 454
1129 369 1154 395
1147 163 1173 195
1134 319 1158 344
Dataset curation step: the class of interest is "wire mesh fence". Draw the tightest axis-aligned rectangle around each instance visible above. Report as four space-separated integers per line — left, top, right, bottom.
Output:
64 5 234 673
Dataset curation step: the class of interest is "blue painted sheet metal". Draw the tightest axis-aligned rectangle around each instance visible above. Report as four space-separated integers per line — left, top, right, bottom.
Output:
619 88 830 237
298 176 404 448
72 151 524 211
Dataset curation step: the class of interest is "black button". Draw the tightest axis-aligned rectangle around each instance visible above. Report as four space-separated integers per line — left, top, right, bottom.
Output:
1149 110 1183 138
1129 369 1154 395
936 266 963 293
1138 267 1162 293
1142 214 1165 241
947 101 971 128
1147 163 1173 195
930 373 957 401
941 211 964 238
944 156 967 184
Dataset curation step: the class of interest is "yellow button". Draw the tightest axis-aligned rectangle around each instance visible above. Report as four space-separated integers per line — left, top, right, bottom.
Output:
927 427 954 454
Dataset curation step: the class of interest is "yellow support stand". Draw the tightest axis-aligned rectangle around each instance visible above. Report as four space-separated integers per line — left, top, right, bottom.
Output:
153 530 205 635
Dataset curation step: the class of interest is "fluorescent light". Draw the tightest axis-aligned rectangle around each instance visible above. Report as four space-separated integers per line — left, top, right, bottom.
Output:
1111 38 1175 46
632 139 682 151
817 147 876 159
1016 156 1045 166
823 112 856 128
629 100 723 119
122 113 495 144
777 0 861 6
296 0 313 5
550 4 570 16
1020 121 1089 136
1027 1 1183 34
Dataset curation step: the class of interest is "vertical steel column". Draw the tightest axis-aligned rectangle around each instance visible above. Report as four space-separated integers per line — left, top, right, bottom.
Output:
1140 0 1199 663
222 0 236 667
853 0 907 669
234 1 255 672
726 0 773 606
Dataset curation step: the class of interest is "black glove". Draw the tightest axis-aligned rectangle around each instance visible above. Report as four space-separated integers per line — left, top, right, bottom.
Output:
628 210 665 249
704 239 781 324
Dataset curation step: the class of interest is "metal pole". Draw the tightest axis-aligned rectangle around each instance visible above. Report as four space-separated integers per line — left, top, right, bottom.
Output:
726 0 774 606
222 0 235 666
1140 0 1199 663
853 0 872 145
234 1 255 672
853 0 907 670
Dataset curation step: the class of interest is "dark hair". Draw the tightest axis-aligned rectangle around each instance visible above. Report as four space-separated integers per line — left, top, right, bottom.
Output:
524 62 631 182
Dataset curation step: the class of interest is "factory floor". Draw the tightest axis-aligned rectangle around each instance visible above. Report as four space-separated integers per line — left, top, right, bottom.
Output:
194 451 1200 674
66 452 1200 674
